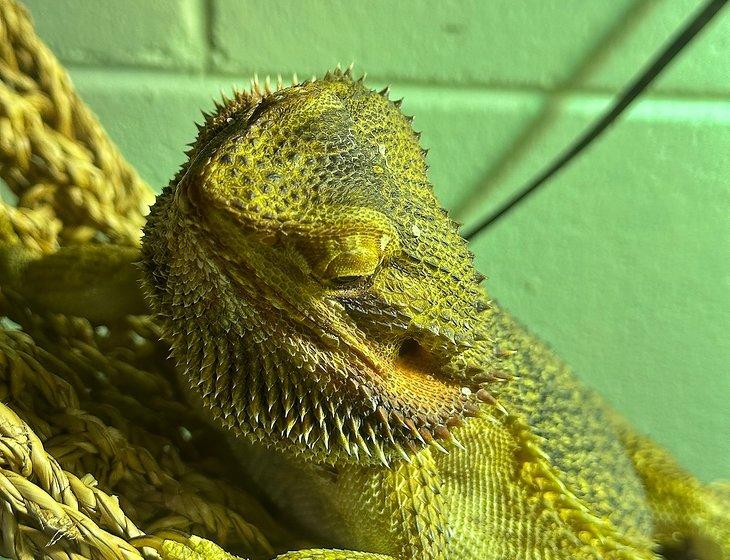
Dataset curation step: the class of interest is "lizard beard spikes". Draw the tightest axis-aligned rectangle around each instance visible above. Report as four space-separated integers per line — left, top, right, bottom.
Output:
141 68 508 466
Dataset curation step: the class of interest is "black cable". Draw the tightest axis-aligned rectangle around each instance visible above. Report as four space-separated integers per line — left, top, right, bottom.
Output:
463 0 727 241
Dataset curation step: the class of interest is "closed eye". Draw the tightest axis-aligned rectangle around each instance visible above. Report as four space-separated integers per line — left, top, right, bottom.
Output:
328 274 376 295
330 275 368 287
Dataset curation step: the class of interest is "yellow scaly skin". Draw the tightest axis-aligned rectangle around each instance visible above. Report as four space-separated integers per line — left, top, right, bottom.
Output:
23 69 725 559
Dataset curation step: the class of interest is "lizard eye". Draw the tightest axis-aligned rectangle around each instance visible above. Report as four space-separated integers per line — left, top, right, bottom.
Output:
319 247 381 290
329 274 372 290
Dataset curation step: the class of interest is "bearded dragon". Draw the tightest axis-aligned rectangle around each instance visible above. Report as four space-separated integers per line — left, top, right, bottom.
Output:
5 69 728 559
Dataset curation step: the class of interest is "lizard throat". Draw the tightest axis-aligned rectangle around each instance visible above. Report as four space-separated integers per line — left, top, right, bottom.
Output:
166 229 497 466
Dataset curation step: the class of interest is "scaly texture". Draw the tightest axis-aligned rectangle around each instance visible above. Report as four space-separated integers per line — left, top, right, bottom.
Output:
0 2 726 556
140 69 729 559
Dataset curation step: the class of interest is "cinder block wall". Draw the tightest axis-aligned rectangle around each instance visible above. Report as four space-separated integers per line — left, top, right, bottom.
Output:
22 0 729 481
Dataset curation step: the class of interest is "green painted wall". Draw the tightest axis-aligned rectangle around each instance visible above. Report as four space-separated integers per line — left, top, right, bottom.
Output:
20 0 729 481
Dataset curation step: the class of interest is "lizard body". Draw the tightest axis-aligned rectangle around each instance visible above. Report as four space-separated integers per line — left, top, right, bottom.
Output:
138 70 728 559
0 1 725 555
4 69 725 559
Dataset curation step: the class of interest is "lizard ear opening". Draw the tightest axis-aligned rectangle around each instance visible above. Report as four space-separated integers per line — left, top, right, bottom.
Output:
398 337 422 360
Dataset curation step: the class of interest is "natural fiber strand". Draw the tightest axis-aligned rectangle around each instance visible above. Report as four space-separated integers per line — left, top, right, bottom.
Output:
0 0 153 246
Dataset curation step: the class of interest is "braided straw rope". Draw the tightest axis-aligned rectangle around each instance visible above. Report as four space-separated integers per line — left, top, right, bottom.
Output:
0 1 288 558
0 0 154 247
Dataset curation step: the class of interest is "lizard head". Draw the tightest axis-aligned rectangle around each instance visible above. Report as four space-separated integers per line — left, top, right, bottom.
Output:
142 68 504 465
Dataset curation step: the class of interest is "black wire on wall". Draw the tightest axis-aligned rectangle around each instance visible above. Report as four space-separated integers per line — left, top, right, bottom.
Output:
463 0 728 241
